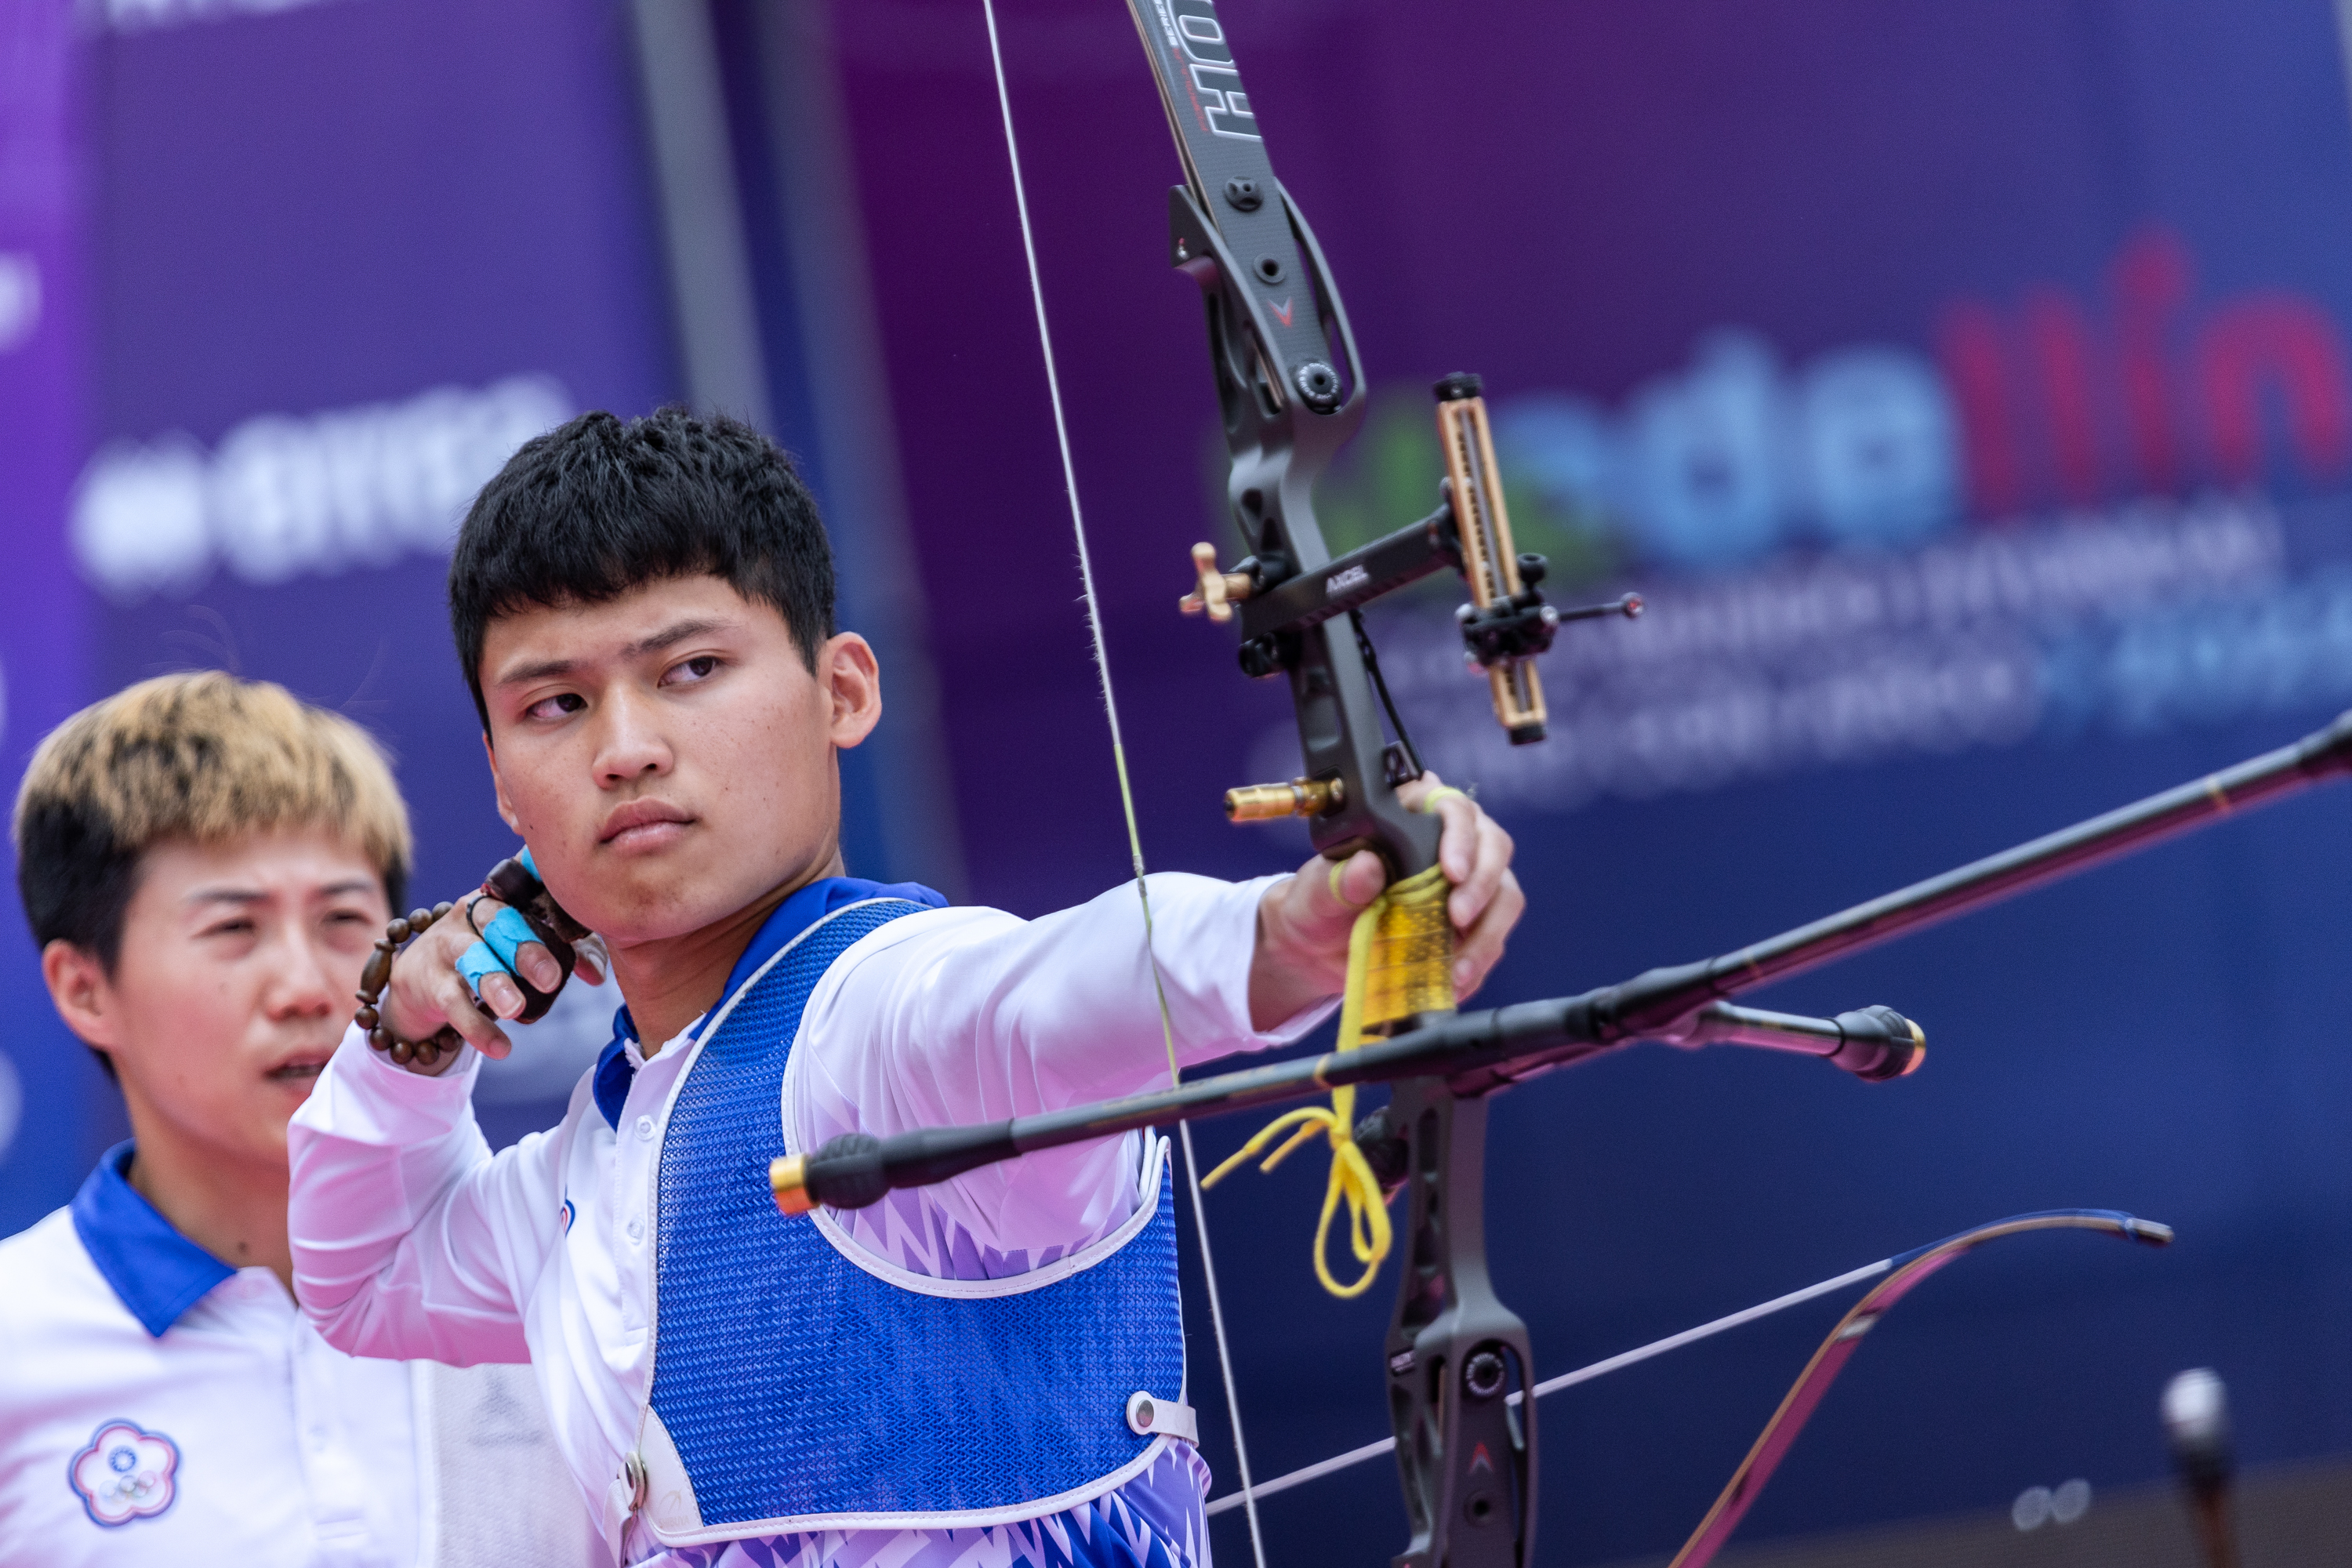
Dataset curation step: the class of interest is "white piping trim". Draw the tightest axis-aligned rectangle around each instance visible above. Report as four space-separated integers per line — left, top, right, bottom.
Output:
704 896 913 1045
408 1363 445 1566
642 1434 1185 1545
804 1135 1170 1299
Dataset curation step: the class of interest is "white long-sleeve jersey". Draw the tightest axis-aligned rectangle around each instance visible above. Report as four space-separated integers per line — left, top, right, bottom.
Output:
287 873 1331 1567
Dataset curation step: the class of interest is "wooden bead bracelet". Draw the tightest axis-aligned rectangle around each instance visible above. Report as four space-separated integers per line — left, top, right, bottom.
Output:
355 902 464 1067
352 858 588 1069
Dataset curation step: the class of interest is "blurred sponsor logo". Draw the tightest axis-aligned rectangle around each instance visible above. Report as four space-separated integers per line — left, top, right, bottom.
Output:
1260 226 2352 805
71 376 570 601
0 256 39 353
1260 494 2325 811
1311 229 2351 583
1494 333 1959 572
0 1048 20 1166
100 0 346 32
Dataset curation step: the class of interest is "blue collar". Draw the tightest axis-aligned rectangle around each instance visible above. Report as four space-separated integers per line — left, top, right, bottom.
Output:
69 1142 238 1338
590 876 947 1131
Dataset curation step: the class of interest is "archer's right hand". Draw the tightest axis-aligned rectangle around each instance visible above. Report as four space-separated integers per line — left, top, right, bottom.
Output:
377 892 607 1074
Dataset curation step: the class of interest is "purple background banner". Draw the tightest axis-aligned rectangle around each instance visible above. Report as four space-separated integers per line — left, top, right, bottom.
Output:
0 0 93 1248
7 1 2352 1562
52 0 681 1150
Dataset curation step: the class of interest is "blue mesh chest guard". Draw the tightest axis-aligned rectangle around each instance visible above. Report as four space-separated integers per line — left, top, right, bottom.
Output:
636 899 1189 1545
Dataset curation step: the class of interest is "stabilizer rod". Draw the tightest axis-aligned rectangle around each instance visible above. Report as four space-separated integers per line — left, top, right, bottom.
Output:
771 706 2352 1214
771 995 1915 1214
1596 706 2352 1039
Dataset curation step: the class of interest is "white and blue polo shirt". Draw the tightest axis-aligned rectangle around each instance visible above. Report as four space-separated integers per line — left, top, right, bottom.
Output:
0 1142 594 1567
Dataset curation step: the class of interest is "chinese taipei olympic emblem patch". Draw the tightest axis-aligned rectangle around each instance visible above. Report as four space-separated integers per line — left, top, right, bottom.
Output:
69 1420 178 1526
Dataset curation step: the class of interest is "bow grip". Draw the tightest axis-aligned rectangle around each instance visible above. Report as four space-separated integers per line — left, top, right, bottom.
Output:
480 856 591 1024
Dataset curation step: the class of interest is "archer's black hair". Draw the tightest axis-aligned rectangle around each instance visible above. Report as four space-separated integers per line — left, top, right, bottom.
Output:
449 407 837 728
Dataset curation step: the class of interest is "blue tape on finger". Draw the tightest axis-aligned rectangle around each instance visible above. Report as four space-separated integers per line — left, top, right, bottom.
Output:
480 905 543 969
518 845 539 879
456 941 510 1002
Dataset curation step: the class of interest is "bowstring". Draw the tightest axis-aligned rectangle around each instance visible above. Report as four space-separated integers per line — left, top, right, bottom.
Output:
978 5 1270 1564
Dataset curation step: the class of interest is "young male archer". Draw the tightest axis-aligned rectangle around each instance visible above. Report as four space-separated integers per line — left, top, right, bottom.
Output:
286 407 1524 1568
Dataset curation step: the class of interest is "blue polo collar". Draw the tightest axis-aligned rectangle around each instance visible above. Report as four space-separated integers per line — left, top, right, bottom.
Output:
70 1142 238 1338
590 876 947 1131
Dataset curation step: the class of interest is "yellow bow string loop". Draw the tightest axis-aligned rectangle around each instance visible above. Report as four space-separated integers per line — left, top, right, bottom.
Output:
1204 859 1457 1298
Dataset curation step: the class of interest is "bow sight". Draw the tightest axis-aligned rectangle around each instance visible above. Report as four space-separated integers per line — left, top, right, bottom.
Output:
1179 372 1645 777
1133 0 1642 885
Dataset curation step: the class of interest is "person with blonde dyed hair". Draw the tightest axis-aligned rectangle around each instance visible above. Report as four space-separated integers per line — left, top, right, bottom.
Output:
0 671 593 1567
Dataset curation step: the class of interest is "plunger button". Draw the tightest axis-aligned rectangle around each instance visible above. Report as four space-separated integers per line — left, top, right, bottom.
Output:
1179 543 1255 622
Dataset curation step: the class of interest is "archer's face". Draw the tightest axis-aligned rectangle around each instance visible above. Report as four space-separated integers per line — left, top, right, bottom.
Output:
477 575 881 950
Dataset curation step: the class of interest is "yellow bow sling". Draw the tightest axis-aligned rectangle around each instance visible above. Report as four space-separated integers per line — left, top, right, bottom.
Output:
1204 847 1457 1298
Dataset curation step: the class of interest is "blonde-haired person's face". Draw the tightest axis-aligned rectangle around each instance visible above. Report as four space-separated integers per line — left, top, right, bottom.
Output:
476 575 880 950
42 830 389 1170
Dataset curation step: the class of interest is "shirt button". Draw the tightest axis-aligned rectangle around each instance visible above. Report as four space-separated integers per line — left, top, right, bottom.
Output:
626 1216 644 1243
635 1116 655 1142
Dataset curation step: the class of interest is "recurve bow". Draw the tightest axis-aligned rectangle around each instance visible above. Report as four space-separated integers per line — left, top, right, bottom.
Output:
766 5 2352 1565
1121 5 1588 1561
